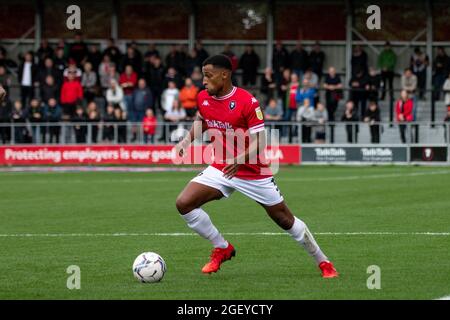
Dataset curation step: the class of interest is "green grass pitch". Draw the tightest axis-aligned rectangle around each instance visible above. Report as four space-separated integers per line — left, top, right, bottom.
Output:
0 166 449 299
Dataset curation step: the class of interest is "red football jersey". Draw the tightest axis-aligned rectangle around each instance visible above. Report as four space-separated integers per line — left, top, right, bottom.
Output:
197 86 272 180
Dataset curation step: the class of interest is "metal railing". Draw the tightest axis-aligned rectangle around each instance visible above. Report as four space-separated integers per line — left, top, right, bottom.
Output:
0 121 449 146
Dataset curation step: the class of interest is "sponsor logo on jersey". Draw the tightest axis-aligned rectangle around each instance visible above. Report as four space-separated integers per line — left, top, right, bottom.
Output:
255 107 263 120
205 119 234 130
202 100 209 106
251 97 258 104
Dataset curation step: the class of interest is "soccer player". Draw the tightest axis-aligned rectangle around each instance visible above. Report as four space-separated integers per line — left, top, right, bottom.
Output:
174 55 338 278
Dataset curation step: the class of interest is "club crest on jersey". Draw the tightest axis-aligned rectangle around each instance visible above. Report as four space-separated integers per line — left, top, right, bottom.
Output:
229 101 236 110
255 107 264 120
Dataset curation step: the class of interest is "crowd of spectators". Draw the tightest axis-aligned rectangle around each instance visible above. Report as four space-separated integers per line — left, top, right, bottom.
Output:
1 34 450 145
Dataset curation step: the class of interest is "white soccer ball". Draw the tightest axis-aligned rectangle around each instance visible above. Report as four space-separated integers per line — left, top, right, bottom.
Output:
132 252 167 283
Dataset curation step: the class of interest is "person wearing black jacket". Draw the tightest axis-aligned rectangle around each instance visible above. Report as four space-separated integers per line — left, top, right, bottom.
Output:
290 42 309 79
102 104 116 142
309 42 325 81
0 97 11 144
341 100 359 143
239 45 260 86
364 101 381 143
38 57 61 88
260 67 277 104
272 41 290 87
40 75 59 104
72 105 87 143
366 67 381 103
28 98 45 143
144 56 165 113
44 98 62 144
349 69 369 120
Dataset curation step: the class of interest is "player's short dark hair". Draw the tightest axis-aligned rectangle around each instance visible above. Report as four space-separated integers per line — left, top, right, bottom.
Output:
202 54 232 71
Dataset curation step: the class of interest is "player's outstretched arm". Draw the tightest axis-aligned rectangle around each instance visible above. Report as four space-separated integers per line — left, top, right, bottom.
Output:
175 114 207 157
223 130 266 179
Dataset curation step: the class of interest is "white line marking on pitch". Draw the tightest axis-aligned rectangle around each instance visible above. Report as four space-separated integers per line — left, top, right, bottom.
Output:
1 170 450 184
0 232 448 237
435 295 450 300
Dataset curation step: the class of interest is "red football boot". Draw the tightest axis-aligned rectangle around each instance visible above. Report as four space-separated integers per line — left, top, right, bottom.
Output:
319 261 339 278
201 243 236 274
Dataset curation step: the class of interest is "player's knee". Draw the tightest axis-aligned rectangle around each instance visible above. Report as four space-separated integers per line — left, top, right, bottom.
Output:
175 195 194 215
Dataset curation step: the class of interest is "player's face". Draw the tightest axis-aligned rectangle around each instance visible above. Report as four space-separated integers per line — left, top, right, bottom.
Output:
202 64 225 96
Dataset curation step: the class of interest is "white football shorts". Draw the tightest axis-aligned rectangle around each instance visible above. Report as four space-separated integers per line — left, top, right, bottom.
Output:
191 166 284 206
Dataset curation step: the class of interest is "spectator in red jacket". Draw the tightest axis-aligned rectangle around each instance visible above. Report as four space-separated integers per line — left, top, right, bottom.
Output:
396 89 414 143
60 72 83 119
119 65 138 114
142 108 157 144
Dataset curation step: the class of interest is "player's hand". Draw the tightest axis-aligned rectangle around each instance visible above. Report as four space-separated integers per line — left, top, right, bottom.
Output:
0 85 6 103
222 162 240 179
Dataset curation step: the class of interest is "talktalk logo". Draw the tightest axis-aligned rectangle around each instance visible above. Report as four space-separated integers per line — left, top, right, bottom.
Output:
315 148 346 156
361 148 393 157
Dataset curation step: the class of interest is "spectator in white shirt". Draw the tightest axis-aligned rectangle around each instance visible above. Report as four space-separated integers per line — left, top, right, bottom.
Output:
106 79 125 111
18 51 37 107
